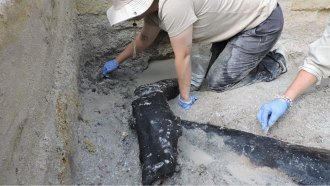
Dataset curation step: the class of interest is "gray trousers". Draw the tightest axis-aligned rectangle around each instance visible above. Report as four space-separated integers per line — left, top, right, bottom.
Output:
191 5 284 92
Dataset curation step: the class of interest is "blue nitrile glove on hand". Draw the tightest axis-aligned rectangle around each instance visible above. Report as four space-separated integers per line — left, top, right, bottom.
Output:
102 59 119 76
257 98 290 133
178 95 198 110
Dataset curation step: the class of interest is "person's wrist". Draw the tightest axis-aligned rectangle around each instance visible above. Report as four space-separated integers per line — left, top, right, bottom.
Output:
282 92 297 101
179 95 190 102
113 59 119 65
179 95 190 103
276 95 293 107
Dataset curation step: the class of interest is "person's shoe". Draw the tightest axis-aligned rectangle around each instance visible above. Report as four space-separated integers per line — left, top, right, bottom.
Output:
273 46 288 74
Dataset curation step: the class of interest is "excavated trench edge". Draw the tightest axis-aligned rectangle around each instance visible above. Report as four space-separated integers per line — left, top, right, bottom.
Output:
132 79 330 185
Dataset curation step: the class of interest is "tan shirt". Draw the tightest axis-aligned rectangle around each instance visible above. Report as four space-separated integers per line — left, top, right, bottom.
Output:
147 0 277 43
301 17 330 84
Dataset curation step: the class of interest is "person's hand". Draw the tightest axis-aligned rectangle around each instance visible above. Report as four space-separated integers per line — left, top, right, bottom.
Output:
257 98 290 133
178 95 198 110
102 59 119 76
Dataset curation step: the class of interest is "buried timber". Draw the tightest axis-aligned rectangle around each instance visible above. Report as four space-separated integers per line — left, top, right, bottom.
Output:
132 79 330 185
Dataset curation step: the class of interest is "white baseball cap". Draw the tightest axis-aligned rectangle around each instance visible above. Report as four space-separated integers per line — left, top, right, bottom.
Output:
107 0 154 26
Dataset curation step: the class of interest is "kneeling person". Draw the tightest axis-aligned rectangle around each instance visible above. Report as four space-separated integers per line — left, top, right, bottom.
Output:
103 0 287 109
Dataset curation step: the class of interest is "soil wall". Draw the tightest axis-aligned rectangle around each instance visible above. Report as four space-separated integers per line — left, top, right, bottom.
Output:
0 0 79 184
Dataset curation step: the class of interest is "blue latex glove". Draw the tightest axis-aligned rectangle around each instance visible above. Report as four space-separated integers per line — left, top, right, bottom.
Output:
102 59 119 76
178 95 198 110
257 98 289 133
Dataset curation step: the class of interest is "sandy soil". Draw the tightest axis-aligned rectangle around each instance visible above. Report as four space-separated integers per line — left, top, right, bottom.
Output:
76 0 330 185
0 1 80 184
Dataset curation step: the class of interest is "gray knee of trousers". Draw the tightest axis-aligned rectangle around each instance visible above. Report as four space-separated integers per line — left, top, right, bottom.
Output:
207 71 229 90
207 66 247 91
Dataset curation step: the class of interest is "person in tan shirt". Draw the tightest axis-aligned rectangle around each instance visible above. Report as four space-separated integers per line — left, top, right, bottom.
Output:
258 17 330 133
103 0 287 109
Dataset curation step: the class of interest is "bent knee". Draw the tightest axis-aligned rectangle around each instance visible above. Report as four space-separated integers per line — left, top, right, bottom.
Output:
207 71 244 91
207 73 230 90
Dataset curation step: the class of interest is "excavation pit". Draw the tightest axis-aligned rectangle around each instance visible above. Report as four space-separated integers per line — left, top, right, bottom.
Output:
1 0 330 185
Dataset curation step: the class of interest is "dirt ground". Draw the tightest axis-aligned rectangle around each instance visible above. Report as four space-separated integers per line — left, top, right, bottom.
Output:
75 0 330 185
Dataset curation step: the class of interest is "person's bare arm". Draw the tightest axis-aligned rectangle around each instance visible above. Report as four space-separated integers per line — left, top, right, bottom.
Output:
115 20 160 63
283 70 317 101
170 26 193 102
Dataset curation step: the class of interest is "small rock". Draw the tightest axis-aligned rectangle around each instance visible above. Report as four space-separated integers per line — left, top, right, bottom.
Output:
121 131 128 140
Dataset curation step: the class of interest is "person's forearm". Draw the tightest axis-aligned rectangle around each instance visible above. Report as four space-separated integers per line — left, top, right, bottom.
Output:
283 70 317 100
115 33 151 63
175 55 191 102
115 42 135 63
